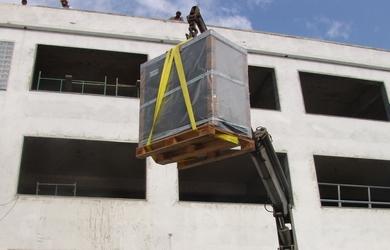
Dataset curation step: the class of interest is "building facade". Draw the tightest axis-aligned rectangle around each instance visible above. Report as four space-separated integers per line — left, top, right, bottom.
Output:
0 3 390 250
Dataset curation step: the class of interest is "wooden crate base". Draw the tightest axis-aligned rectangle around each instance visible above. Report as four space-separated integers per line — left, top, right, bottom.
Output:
136 124 254 169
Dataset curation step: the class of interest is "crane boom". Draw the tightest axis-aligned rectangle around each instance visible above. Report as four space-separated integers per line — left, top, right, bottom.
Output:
183 7 297 249
186 6 208 39
251 127 296 249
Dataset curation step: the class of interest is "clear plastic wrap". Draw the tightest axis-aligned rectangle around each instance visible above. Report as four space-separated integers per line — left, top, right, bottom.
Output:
138 30 251 146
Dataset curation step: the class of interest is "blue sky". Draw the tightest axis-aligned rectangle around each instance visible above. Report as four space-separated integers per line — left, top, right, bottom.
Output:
0 0 389 50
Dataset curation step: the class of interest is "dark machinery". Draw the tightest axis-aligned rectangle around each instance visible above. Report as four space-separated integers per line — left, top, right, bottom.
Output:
251 127 296 249
60 0 70 8
186 6 208 39
185 7 297 249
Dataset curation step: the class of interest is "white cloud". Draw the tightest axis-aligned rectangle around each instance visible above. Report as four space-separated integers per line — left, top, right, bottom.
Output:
129 0 253 30
304 21 315 30
0 0 255 30
247 0 273 8
131 0 194 18
305 17 352 40
209 15 252 30
326 20 351 39
73 0 113 11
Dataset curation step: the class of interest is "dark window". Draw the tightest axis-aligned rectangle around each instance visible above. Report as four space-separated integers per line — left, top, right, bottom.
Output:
314 155 390 208
18 137 146 199
179 153 290 204
300 72 390 121
31 45 147 97
248 66 280 110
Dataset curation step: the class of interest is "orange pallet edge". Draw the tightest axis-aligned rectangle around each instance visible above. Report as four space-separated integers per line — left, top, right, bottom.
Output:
136 124 255 169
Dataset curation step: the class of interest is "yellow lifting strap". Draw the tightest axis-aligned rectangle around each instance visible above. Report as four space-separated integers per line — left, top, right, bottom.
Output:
215 133 239 145
146 39 240 148
146 40 196 147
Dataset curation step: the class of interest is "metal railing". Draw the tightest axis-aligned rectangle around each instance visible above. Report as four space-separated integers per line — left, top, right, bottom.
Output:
319 182 390 208
36 182 77 196
36 71 139 97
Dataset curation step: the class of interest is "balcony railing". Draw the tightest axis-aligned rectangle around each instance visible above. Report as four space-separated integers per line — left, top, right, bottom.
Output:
318 182 390 208
36 182 77 196
35 71 139 97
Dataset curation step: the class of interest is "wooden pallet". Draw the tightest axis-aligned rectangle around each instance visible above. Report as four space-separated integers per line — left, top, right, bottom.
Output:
136 124 255 169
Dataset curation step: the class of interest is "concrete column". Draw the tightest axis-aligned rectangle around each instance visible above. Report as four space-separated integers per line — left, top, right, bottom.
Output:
275 64 306 115
146 158 178 250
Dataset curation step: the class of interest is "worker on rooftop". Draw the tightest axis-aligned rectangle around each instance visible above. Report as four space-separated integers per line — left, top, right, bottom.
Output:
21 0 69 8
60 0 70 8
169 11 184 21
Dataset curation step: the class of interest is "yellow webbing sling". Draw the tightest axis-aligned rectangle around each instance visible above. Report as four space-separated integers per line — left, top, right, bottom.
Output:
215 133 239 144
146 40 239 148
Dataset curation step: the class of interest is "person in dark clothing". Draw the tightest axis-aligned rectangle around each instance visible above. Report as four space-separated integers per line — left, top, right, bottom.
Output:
60 0 70 8
169 11 184 21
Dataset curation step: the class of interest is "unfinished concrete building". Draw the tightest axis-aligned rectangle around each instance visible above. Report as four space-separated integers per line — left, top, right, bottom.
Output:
0 3 390 250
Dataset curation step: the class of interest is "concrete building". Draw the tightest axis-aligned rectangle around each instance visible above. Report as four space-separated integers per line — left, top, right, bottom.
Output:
1 3 390 250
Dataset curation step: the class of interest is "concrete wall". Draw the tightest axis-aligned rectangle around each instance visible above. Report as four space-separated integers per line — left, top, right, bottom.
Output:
0 3 389 250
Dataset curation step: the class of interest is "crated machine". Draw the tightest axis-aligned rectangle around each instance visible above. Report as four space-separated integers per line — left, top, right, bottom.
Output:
136 30 254 169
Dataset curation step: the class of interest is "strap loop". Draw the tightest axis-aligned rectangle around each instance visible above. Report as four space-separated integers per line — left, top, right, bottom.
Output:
147 40 197 146
146 39 240 149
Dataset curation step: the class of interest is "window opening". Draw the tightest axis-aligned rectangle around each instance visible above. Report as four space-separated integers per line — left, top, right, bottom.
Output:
300 72 390 121
179 153 290 204
18 137 146 199
32 45 147 98
248 66 280 110
314 155 390 208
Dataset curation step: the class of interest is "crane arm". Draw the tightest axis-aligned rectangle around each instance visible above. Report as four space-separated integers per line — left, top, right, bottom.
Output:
250 127 296 250
186 6 208 39
183 6 296 248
